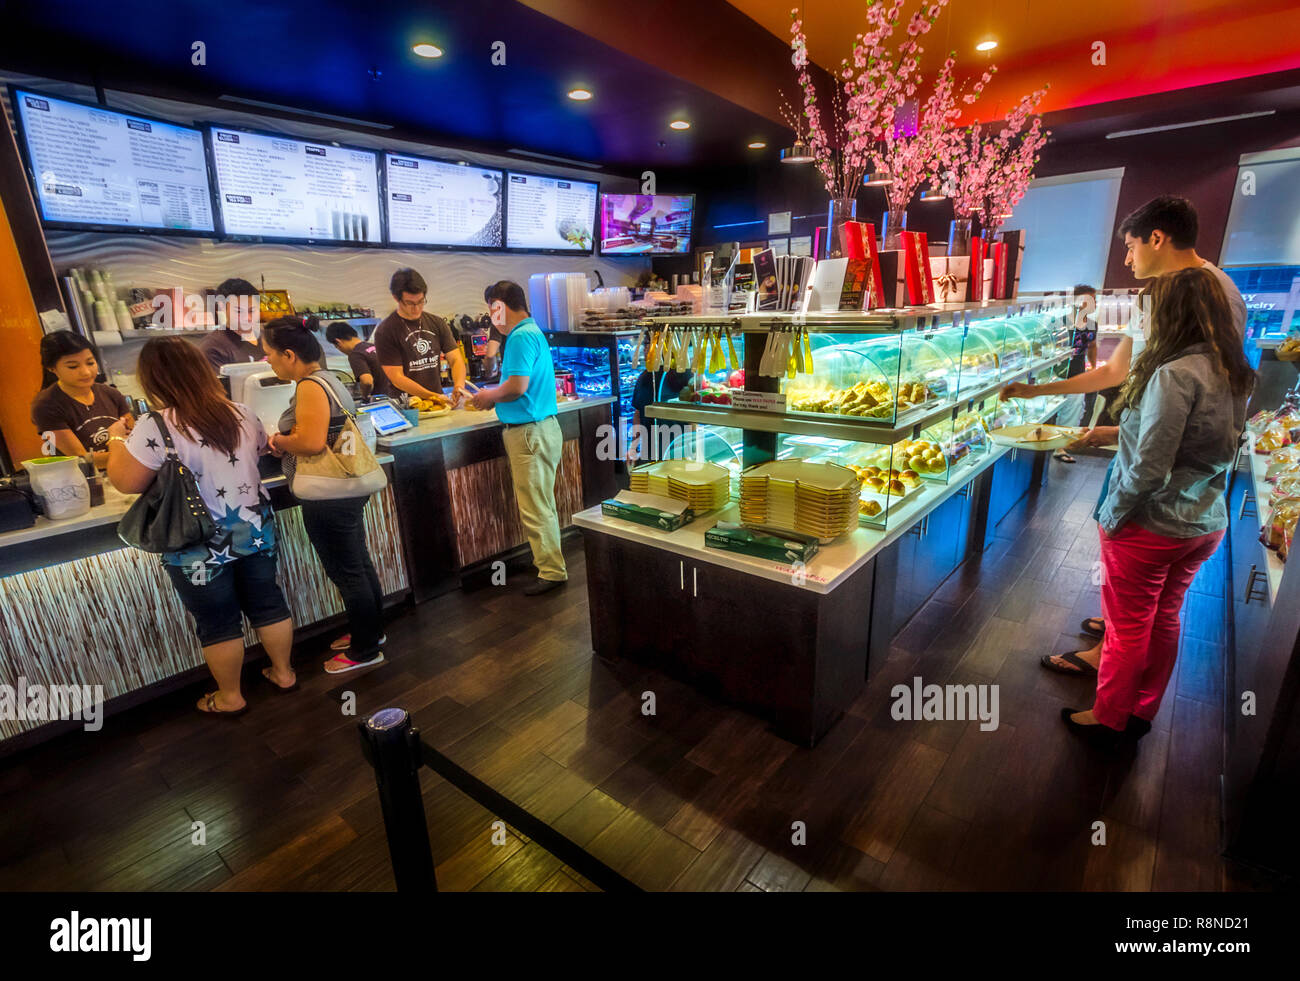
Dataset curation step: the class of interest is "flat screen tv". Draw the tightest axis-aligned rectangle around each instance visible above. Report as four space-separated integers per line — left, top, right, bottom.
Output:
598 193 694 255
207 125 383 245
10 86 216 235
504 170 598 254
384 152 503 249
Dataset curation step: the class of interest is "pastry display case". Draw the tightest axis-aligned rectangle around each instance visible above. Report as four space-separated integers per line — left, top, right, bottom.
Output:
779 329 952 426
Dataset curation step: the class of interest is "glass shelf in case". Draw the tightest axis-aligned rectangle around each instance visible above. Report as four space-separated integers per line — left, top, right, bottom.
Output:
658 330 745 407
660 425 744 501
773 432 930 530
779 329 954 426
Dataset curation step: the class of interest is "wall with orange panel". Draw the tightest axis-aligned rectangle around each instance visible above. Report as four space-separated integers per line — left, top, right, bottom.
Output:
0 194 47 468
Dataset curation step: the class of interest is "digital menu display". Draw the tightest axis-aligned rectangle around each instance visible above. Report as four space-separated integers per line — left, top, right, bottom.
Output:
12 88 215 233
504 171 598 253
599 193 694 254
385 154 502 248
208 127 382 243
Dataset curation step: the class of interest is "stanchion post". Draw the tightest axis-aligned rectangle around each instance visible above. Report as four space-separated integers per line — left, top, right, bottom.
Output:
358 707 438 892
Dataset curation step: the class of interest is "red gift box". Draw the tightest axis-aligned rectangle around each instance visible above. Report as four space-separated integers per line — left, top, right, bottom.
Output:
843 222 886 310
967 236 987 301
901 231 936 305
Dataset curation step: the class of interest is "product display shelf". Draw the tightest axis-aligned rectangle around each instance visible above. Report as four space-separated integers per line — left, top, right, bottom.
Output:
646 349 1072 443
1246 432 1286 603
575 441 1010 595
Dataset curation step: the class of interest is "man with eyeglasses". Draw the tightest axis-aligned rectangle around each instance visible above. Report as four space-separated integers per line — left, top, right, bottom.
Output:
373 268 467 405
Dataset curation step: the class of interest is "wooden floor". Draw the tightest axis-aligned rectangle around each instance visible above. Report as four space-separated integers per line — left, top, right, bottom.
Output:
0 455 1272 891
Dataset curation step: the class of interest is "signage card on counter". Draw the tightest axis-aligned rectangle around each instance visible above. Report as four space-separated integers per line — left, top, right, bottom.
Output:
731 391 788 413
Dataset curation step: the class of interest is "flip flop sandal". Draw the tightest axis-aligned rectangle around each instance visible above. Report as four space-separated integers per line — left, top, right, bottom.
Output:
1080 617 1105 637
324 651 386 675
1053 452 1076 464
330 633 387 652
261 666 299 693
197 692 247 716
1040 651 1099 677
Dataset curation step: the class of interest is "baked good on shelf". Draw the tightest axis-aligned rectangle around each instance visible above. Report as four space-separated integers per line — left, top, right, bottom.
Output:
860 499 883 517
864 476 885 492
887 478 907 497
900 470 920 487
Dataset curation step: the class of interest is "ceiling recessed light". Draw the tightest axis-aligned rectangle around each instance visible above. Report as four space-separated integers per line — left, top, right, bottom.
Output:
412 43 443 58
975 39 998 52
669 119 691 130
567 88 593 101
748 141 767 149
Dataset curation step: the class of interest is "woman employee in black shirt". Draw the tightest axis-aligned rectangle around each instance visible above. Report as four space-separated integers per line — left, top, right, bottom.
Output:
30 330 133 467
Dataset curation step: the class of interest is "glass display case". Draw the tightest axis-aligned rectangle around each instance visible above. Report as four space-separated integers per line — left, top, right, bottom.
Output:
660 425 744 500
777 328 953 426
671 330 746 406
546 331 638 457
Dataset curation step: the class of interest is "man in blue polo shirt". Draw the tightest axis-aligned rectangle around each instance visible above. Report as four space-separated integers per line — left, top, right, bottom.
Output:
470 280 566 595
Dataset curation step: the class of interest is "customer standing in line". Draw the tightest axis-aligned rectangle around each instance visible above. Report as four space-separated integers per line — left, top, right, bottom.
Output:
1001 196 1248 675
1061 268 1253 747
104 338 295 715
471 280 568 595
262 318 387 674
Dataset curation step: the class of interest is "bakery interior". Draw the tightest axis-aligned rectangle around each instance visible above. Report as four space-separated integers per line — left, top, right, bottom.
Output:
0 0 1297 911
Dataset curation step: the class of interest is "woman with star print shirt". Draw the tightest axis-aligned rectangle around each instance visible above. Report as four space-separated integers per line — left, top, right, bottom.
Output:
105 338 295 717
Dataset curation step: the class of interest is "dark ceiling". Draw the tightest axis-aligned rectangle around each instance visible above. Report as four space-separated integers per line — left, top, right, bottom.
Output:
0 0 795 174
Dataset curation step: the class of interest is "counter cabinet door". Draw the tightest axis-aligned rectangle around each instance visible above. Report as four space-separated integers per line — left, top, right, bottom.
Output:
583 533 693 662
1226 476 1273 745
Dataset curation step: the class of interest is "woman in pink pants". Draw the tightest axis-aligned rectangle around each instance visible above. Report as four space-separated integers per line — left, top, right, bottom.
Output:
1063 267 1254 748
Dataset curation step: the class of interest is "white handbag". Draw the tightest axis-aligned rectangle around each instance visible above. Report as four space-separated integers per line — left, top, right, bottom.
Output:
290 375 389 501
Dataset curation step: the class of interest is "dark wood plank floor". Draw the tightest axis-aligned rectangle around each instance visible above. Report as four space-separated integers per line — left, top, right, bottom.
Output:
0 455 1265 891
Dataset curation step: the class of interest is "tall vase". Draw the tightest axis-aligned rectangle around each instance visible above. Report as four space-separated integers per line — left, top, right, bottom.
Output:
947 217 973 257
881 208 907 250
825 197 857 258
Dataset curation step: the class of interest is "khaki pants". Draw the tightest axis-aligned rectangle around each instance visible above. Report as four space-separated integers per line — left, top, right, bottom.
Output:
502 416 567 582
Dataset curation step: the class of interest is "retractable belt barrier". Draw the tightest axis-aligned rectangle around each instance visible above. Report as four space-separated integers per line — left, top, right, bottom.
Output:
358 707 643 893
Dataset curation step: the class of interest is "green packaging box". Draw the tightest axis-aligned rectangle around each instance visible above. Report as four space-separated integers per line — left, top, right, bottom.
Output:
704 522 820 563
601 498 694 531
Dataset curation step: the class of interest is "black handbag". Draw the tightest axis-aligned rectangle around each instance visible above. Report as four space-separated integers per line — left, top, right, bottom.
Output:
117 413 217 553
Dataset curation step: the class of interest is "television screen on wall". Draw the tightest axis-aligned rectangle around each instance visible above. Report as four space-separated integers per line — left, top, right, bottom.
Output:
504 170 598 254
207 126 383 245
598 193 694 255
10 86 215 235
384 153 503 249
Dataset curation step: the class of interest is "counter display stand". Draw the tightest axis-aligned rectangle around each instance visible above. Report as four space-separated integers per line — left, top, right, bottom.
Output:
575 301 1072 745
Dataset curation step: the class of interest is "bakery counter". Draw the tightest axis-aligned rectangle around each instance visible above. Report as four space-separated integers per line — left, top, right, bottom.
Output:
575 443 1024 746
0 454 408 752
378 397 618 601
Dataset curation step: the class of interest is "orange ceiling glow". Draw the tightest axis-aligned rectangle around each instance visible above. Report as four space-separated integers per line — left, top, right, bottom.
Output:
727 0 1300 123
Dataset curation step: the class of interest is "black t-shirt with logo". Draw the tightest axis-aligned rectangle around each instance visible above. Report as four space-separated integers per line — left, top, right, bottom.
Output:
346 341 393 397
372 311 456 394
31 382 130 453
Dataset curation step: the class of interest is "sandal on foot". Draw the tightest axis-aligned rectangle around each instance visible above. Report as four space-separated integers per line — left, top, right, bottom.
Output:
324 651 385 675
1040 650 1099 677
261 666 298 693
197 692 247 716
330 632 387 652
1053 452 1076 464
1080 617 1105 637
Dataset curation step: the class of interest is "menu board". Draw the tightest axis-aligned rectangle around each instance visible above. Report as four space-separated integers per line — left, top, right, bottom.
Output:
385 154 503 248
12 88 215 233
208 127 382 243
505 171 597 253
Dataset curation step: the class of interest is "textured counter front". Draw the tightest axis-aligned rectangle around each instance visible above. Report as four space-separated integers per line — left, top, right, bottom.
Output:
0 456 408 747
378 397 618 600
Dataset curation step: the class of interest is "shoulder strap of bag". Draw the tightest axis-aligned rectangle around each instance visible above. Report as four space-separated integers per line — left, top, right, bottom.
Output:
303 372 356 424
149 411 180 460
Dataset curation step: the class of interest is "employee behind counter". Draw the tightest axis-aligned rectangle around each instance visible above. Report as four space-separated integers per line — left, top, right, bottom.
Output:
373 267 468 408
30 330 134 468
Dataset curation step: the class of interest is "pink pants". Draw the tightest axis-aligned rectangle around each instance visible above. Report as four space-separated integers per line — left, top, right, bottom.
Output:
1094 522 1224 730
